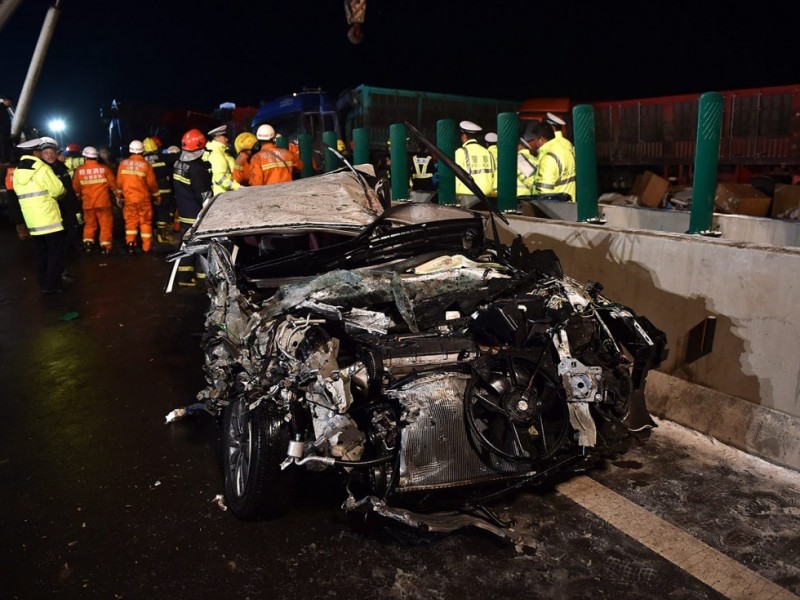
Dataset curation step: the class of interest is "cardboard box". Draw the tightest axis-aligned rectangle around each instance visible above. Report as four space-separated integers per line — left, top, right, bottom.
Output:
771 183 800 220
630 171 669 208
714 183 771 217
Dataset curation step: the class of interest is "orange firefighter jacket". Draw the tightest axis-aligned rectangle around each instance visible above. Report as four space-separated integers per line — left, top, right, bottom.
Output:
233 150 251 186
72 159 117 209
116 154 159 204
249 143 303 186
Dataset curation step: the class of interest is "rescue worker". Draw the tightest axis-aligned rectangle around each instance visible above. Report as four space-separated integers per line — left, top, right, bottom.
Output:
142 136 176 244
205 125 239 197
546 112 575 160
4 151 30 240
528 121 577 201
172 129 212 287
409 143 437 202
249 124 303 186
72 146 118 255
484 132 498 198
116 140 160 254
454 120 495 208
63 143 85 177
516 134 538 196
39 137 83 254
232 131 257 186
11 138 68 294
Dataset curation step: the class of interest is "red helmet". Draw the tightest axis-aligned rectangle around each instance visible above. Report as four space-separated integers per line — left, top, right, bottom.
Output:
181 129 206 152
66 143 80 153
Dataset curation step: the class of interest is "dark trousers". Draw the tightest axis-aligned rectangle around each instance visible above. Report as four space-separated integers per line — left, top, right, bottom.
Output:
31 230 66 291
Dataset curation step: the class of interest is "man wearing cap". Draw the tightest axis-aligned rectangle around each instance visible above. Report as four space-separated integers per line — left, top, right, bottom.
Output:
546 112 575 161
72 146 119 255
454 120 495 208
205 125 239 197
529 121 577 202
484 132 498 198
39 137 83 253
516 133 538 197
12 138 69 294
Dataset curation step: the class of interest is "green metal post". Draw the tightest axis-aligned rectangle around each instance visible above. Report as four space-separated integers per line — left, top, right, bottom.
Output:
496 112 518 213
353 127 369 166
323 130 340 173
437 119 456 206
689 92 724 235
298 133 313 179
573 104 601 222
276 135 288 150
390 123 408 201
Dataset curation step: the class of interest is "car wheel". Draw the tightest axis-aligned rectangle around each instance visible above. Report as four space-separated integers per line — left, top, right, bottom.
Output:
222 397 295 520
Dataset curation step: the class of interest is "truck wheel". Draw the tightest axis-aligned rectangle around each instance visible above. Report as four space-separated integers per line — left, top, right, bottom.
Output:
222 397 295 520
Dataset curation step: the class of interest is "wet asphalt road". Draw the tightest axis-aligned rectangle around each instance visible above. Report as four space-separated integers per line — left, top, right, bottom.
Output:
1 221 799 600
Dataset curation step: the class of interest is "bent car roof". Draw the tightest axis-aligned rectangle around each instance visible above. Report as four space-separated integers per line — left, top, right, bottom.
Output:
189 170 384 240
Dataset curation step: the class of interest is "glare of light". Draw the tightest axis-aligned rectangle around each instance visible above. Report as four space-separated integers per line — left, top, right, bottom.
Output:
48 119 66 133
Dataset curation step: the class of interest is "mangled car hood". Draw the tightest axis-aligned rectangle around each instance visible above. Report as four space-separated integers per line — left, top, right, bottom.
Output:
186 169 384 242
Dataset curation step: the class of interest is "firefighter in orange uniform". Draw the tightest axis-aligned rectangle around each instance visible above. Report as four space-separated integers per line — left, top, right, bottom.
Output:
116 140 160 254
249 124 303 186
232 131 257 186
72 146 118 255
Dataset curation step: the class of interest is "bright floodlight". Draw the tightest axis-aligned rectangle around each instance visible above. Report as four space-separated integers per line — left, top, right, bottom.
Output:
48 119 65 133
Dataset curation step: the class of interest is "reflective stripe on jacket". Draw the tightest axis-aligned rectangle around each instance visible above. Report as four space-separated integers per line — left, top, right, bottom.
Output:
454 139 495 196
12 155 65 235
205 140 240 196
72 159 117 209
249 143 303 186
516 148 537 196
117 155 159 203
533 137 577 201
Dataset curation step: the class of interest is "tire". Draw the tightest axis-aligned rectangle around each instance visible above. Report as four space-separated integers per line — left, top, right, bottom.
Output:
221 397 296 520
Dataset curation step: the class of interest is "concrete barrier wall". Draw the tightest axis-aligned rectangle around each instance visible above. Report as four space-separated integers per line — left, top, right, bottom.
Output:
503 214 800 470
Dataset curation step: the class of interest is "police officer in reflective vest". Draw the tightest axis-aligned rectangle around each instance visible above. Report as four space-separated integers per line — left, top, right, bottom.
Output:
11 138 68 294
409 143 437 202
454 120 495 208
529 120 577 201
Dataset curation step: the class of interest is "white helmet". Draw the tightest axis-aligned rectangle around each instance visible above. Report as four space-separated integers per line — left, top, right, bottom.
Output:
256 124 276 141
129 140 144 154
82 146 98 159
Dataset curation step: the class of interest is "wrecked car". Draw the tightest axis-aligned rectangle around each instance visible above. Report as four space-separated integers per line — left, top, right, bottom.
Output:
167 153 667 537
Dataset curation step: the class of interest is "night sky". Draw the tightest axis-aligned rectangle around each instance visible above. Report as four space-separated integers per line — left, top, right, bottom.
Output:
2 0 797 147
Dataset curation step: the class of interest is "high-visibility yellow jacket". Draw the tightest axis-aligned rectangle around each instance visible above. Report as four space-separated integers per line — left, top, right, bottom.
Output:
533 137 576 201
516 148 537 196
205 140 240 196
12 155 66 235
455 139 495 196
486 144 498 197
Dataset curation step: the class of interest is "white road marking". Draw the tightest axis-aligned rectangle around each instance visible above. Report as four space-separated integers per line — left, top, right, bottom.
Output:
557 476 798 600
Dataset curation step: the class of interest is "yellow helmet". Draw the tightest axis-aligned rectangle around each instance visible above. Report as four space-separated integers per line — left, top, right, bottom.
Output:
143 137 159 153
234 132 258 154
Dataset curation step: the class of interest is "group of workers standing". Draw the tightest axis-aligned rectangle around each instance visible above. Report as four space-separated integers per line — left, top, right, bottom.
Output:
5 118 303 293
454 113 576 208
6 111 573 294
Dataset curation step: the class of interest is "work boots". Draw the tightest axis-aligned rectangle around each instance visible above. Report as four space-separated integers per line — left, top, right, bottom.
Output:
83 241 94 255
157 226 177 246
126 242 137 256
